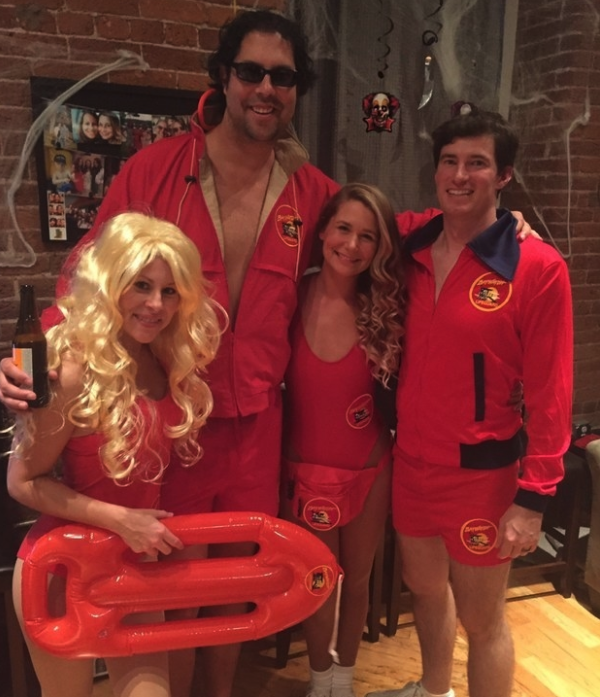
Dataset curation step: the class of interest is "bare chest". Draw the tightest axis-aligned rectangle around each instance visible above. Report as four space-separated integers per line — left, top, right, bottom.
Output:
216 171 271 321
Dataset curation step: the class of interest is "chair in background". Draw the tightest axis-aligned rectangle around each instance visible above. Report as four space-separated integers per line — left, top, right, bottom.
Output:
584 438 600 612
509 447 591 598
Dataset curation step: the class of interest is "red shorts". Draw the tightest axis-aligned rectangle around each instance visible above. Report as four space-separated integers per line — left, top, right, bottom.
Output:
283 450 390 531
392 448 519 566
161 391 282 516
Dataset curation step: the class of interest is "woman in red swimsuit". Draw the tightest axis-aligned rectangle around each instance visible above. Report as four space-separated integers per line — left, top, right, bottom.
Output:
8 212 221 697
282 183 405 697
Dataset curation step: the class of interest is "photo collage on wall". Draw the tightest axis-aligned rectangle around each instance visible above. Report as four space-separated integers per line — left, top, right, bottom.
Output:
43 105 191 244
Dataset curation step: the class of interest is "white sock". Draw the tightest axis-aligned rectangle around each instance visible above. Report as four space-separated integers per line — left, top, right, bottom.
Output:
308 665 334 696
331 664 355 697
420 682 455 697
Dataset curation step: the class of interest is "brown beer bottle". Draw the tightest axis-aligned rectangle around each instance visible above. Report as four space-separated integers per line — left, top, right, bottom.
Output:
12 284 50 408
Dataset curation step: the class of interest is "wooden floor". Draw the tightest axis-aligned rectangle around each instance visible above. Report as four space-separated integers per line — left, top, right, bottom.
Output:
91 578 600 697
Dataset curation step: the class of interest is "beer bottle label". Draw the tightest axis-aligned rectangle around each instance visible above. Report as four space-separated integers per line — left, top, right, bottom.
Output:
13 346 34 377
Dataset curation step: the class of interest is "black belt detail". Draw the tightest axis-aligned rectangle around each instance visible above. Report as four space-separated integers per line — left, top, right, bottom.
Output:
473 352 485 422
459 430 525 470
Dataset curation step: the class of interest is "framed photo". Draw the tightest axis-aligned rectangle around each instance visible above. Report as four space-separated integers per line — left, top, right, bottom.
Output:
31 77 200 246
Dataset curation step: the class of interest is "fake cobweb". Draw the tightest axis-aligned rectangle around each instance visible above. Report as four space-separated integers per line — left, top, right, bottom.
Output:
1 50 149 267
289 0 598 259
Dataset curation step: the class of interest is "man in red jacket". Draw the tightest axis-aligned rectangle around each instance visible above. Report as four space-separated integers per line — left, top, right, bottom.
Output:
368 109 573 697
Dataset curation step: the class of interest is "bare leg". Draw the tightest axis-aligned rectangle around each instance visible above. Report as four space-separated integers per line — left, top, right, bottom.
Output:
13 559 96 697
302 529 340 672
335 463 391 667
450 559 513 697
165 543 207 697
198 540 256 697
167 637 198 697
398 535 455 695
107 636 170 697
281 463 391 694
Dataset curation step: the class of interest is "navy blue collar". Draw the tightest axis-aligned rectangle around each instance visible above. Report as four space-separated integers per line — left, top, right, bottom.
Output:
404 208 520 281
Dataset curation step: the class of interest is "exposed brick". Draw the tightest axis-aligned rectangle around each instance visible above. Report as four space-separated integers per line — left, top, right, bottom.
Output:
141 44 202 73
198 28 220 53
0 30 68 59
14 4 57 33
130 18 165 44
165 22 198 48
572 222 600 238
138 0 206 25
57 12 95 36
0 7 19 30
66 0 140 17
31 59 103 82
0 80 31 107
49 252 70 275
204 4 236 28
96 15 131 41
68 35 135 62
561 32 594 53
177 71 207 93
576 343 600 361
10 0 64 9
0 106 31 132
112 68 178 89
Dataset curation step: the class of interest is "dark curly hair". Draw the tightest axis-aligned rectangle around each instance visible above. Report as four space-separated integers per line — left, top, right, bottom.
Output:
207 10 317 97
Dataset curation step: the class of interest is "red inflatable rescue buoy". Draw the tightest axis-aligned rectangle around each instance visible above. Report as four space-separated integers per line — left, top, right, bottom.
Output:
21 512 339 658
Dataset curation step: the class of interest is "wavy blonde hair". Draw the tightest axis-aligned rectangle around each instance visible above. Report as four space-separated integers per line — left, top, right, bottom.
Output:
315 183 405 386
19 212 223 480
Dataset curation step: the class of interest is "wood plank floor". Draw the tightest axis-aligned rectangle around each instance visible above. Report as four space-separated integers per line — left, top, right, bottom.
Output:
92 579 600 697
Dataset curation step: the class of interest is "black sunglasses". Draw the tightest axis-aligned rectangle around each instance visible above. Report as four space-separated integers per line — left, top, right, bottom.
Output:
231 61 298 88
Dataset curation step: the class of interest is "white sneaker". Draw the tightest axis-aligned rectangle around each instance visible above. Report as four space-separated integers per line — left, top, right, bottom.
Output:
305 689 330 697
365 682 424 697
365 682 455 697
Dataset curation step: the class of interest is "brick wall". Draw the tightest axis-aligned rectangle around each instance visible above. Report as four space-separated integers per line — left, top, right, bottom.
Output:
502 0 600 425
1 0 599 425
0 0 281 348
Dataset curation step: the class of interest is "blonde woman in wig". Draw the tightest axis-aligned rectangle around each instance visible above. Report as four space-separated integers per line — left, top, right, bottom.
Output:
8 212 221 697
281 183 405 697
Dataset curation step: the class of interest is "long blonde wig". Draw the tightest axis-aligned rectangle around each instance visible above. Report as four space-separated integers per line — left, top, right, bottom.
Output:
43 212 222 480
315 183 405 386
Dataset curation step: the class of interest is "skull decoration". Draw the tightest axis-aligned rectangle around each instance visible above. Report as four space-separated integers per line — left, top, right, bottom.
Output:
362 91 400 133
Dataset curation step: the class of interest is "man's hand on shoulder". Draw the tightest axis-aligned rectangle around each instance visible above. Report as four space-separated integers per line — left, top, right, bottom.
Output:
512 210 541 242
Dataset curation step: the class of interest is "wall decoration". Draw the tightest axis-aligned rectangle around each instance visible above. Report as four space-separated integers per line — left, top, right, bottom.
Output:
31 77 199 246
362 91 400 132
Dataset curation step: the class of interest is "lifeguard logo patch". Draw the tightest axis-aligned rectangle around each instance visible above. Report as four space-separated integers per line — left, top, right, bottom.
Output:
303 498 341 531
276 204 302 248
305 564 336 596
346 394 373 429
460 518 497 555
469 273 512 312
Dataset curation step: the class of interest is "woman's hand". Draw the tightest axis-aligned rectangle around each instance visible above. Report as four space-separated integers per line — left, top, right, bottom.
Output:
113 508 184 556
0 356 58 411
